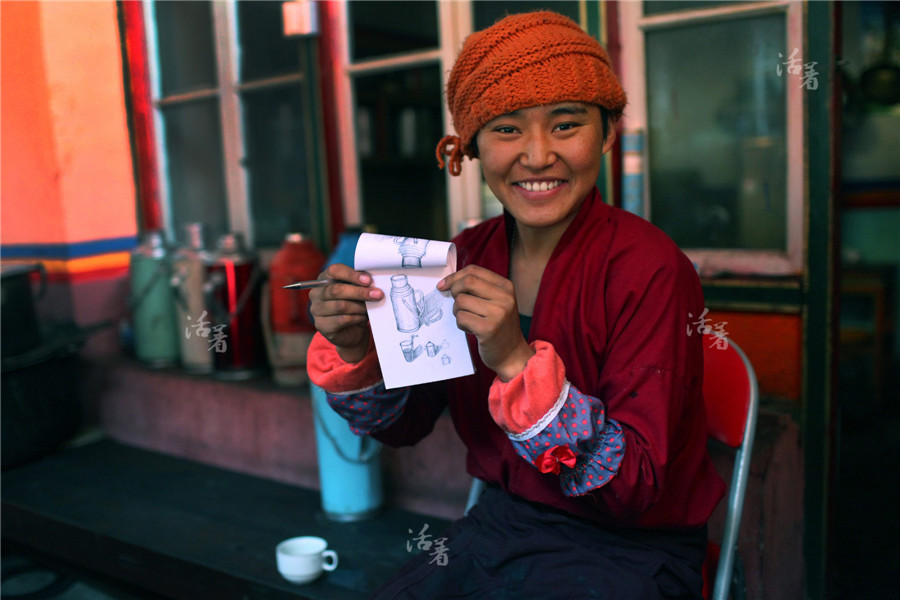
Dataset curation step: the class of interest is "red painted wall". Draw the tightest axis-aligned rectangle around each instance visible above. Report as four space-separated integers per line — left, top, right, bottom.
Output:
708 310 803 401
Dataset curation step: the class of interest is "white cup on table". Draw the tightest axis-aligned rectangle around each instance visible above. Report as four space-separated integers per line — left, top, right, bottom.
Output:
276 536 338 584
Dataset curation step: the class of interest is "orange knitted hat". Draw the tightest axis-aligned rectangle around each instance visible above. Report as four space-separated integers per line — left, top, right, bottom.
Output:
436 11 626 176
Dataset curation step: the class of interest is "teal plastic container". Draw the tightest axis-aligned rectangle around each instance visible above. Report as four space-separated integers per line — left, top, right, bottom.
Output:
311 384 383 520
311 228 383 521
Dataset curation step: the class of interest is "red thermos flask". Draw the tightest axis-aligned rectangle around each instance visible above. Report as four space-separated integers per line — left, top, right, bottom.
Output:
265 233 325 386
205 233 266 380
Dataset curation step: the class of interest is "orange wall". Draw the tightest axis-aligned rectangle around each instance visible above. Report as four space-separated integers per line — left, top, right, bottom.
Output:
708 310 803 401
1 0 136 247
0 0 64 243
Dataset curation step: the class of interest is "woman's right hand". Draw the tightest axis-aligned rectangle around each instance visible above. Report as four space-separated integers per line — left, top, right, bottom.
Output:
308 263 384 363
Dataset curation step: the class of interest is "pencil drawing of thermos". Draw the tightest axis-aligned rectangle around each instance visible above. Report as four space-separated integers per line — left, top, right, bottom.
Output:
393 237 429 267
390 275 423 333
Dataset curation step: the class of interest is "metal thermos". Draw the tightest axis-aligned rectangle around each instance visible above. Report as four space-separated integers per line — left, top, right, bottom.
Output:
129 231 179 367
264 232 325 386
172 223 213 374
205 233 266 380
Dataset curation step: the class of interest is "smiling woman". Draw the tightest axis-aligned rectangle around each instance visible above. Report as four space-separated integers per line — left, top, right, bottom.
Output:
308 11 724 599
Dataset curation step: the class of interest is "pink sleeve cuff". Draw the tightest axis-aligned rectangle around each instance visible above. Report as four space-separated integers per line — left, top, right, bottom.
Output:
306 332 383 394
488 340 568 437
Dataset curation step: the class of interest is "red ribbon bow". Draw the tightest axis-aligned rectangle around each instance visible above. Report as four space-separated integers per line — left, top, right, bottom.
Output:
536 446 578 475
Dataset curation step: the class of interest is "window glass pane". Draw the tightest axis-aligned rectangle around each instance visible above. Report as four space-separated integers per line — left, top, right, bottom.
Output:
840 0 900 190
354 65 447 239
237 0 302 81
242 86 313 247
643 1 757 16
349 0 438 61
474 1 580 30
646 14 787 250
161 100 229 239
154 0 217 96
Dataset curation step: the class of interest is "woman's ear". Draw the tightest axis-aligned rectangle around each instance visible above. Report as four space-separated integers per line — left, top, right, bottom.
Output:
601 115 618 155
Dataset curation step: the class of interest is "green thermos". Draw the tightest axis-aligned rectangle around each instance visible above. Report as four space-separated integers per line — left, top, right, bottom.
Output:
129 231 180 367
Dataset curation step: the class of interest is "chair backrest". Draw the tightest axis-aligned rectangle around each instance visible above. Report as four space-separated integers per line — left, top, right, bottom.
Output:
701 333 759 600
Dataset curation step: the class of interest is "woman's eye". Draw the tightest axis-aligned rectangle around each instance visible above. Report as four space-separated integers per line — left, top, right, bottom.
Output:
494 126 517 134
555 122 579 131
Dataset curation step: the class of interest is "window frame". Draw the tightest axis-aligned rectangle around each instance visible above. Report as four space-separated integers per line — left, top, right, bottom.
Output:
619 0 805 276
330 0 481 239
143 0 321 249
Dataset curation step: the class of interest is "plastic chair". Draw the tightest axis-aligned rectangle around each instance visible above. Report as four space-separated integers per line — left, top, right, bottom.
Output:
464 334 758 600
702 333 759 600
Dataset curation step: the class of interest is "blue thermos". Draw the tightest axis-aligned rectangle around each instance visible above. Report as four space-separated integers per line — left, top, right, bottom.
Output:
311 386 383 521
311 228 383 520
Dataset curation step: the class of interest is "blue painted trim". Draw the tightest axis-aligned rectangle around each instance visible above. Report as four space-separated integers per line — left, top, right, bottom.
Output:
622 173 644 217
622 132 644 153
0 236 138 259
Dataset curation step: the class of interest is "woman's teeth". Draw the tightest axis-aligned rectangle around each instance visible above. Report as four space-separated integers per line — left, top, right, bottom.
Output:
518 180 562 192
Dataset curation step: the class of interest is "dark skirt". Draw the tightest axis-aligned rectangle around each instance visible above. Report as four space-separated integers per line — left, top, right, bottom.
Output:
372 486 707 600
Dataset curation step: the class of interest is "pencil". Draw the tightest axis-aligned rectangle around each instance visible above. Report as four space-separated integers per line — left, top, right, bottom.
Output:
283 279 335 290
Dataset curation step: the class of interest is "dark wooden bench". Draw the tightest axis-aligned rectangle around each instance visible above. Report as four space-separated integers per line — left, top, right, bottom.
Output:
1 439 451 599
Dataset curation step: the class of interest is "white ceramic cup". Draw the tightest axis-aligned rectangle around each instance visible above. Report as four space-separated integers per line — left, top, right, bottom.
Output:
276 536 338 584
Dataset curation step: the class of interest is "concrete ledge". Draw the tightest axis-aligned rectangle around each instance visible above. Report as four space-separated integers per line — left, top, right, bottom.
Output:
84 358 470 519
85 359 323 490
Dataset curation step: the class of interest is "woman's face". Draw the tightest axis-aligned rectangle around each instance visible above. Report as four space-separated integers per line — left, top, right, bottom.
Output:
476 102 615 234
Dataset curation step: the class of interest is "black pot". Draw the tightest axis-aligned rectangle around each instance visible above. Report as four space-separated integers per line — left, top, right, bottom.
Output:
1 263 46 358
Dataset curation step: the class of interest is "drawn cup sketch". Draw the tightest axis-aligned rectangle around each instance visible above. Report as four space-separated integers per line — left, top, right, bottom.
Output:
394 237 430 268
420 290 443 325
390 275 444 333
401 337 449 363
400 336 424 362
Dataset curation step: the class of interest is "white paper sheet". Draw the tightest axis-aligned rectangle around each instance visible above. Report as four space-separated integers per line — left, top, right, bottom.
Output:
354 233 474 389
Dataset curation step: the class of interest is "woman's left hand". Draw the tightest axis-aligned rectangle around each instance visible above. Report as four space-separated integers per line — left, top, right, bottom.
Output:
438 265 535 381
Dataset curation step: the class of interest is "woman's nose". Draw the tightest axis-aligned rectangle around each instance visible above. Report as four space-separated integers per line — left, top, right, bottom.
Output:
520 132 556 169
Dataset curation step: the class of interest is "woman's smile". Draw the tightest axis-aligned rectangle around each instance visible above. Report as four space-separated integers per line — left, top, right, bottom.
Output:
516 179 565 193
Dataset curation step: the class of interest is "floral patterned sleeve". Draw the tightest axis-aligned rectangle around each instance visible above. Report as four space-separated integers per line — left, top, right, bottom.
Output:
488 340 626 496
307 332 409 435
325 384 409 436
